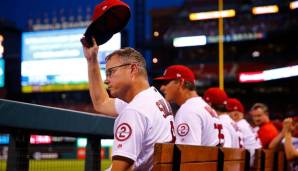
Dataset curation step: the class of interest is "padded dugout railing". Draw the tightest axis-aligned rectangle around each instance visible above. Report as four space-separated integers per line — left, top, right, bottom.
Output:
0 99 115 171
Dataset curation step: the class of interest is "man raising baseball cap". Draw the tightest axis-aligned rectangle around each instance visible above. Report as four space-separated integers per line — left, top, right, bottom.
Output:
81 1 175 170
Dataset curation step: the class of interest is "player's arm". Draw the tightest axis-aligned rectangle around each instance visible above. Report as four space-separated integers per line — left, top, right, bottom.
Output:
268 119 287 149
283 118 298 160
268 131 284 149
81 37 118 117
111 156 134 171
112 110 146 170
284 132 298 160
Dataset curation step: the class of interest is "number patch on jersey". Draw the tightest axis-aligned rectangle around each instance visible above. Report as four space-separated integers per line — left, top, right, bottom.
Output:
115 123 132 141
177 123 190 137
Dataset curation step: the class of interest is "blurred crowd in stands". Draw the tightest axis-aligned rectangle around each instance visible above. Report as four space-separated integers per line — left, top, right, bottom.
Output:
163 13 298 40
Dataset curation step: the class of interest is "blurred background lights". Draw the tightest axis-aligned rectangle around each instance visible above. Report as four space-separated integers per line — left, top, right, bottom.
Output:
252 50 260 58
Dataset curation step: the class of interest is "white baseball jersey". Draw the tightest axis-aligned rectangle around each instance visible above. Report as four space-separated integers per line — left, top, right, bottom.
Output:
112 87 175 171
175 97 224 146
237 119 262 149
115 98 128 113
252 126 259 135
236 119 262 166
219 114 242 148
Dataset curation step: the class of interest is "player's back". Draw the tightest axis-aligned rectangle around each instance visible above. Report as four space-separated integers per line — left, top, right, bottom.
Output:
237 119 261 149
125 87 175 170
175 97 221 146
219 114 241 148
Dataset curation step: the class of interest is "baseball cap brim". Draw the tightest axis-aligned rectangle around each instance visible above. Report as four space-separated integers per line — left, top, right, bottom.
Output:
84 5 130 46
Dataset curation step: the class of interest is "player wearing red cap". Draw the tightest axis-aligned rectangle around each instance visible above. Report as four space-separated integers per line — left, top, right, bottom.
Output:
226 98 262 167
154 65 224 146
204 87 243 148
226 98 261 149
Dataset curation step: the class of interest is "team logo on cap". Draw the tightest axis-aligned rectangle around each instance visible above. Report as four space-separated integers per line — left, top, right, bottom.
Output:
115 123 132 141
163 69 168 76
176 73 181 78
102 5 108 10
177 123 189 136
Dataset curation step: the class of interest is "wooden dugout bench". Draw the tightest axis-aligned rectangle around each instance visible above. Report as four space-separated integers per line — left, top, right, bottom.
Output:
153 143 287 171
153 143 249 171
251 149 287 171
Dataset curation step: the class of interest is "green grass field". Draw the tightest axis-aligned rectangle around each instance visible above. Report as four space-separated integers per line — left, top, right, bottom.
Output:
0 159 111 171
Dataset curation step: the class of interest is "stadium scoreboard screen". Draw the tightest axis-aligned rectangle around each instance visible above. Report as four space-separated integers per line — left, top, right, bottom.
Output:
21 28 121 93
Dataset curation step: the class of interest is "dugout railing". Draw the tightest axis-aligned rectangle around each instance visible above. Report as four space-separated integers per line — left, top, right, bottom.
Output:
0 99 114 171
